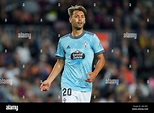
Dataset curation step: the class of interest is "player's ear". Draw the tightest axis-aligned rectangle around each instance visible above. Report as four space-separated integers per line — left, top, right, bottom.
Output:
83 19 86 24
84 16 86 24
69 17 72 23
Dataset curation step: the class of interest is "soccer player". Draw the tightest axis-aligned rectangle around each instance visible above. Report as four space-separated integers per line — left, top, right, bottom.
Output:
40 5 105 103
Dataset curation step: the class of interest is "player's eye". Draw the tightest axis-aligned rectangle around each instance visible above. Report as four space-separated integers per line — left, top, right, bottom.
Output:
74 15 85 18
81 15 85 18
74 15 79 18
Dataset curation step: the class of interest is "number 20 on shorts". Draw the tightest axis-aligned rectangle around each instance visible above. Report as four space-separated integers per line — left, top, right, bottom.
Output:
62 88 72 96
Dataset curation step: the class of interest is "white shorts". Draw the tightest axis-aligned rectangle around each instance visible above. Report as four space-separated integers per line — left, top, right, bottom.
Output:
61 88 92 103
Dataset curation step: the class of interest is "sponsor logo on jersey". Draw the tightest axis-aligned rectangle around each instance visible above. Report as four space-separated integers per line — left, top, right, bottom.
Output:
71 50 85 60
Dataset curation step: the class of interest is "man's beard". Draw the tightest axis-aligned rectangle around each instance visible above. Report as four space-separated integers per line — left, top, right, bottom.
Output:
75 26 82 30
72 22 84 30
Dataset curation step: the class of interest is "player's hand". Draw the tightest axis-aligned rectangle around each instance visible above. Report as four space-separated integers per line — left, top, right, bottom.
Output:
85 72 97 83
40 80 51 91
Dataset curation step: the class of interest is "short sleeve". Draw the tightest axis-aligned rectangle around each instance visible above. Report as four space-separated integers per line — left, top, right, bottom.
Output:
92 34 105 55
55 39 65 59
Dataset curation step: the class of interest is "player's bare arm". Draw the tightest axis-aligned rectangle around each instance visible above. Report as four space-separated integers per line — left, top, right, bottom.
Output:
86 53 105 83
40 58 65 91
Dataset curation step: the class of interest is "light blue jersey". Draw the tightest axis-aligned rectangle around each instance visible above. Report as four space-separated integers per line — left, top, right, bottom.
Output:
55 30 105 92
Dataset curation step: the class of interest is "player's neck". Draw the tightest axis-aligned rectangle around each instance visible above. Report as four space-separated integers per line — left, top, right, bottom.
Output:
71 28 84 37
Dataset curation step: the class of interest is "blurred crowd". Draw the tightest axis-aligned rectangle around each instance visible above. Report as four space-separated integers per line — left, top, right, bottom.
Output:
0 0 154 102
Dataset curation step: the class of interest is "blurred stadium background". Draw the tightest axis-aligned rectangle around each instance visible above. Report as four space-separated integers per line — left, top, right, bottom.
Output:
0 0 154 102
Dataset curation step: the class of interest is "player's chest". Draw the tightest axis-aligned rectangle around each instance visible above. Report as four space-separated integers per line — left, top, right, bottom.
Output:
63 40 91 52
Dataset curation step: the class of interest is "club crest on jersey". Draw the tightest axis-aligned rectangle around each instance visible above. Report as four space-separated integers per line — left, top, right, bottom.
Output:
71 50 85 60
